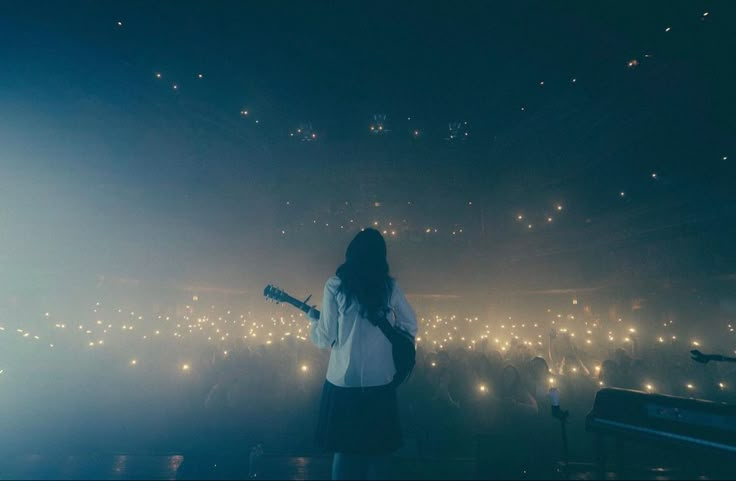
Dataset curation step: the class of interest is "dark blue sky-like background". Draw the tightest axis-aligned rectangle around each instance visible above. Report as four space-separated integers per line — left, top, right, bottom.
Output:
1 1 734 305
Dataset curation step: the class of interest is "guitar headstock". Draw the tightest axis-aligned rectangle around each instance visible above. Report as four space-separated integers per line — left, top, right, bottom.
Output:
264 284 289 304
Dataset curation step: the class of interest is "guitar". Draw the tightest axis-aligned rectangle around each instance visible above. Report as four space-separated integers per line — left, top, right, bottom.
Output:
265 283 416 385
264 285 320 319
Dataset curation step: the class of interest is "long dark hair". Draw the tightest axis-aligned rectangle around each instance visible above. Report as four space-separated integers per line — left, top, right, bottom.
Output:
336 228 392 325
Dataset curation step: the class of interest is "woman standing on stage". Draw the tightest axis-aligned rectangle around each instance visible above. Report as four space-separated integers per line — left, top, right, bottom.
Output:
309 228 418 480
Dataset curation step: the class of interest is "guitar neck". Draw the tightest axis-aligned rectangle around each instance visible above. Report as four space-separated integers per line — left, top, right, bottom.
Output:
282 293 320 319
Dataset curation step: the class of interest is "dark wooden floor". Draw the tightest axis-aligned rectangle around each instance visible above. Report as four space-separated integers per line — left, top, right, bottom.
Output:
0 454 730 480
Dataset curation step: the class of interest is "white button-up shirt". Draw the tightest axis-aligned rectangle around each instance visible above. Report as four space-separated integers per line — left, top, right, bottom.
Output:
309 276 418 388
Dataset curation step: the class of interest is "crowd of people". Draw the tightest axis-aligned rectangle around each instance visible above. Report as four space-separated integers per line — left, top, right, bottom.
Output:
2 292 735 478
182 316 736 477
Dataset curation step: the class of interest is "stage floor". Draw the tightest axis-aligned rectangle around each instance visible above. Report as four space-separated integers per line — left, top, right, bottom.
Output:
0 454 723 480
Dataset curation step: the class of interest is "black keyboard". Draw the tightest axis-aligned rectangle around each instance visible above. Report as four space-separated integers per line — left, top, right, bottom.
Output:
586 388 736 455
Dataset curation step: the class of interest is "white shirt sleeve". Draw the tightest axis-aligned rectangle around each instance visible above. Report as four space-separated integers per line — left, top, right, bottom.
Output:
391 281 418 338
310 277 339 349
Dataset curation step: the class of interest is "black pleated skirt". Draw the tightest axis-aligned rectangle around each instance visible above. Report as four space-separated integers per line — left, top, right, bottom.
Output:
315 380 402 455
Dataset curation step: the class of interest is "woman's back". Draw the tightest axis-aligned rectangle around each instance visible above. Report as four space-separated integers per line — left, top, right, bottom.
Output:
311 276 417 388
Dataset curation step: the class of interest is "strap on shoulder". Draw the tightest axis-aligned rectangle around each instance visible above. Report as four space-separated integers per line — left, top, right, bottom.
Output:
375 316 395 342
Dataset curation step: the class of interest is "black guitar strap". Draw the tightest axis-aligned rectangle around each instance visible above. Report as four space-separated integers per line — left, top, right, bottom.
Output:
375 316 396 343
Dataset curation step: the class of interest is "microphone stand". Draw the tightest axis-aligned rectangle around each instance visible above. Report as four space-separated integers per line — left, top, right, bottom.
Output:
691 350 736 364
549 388 570 480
